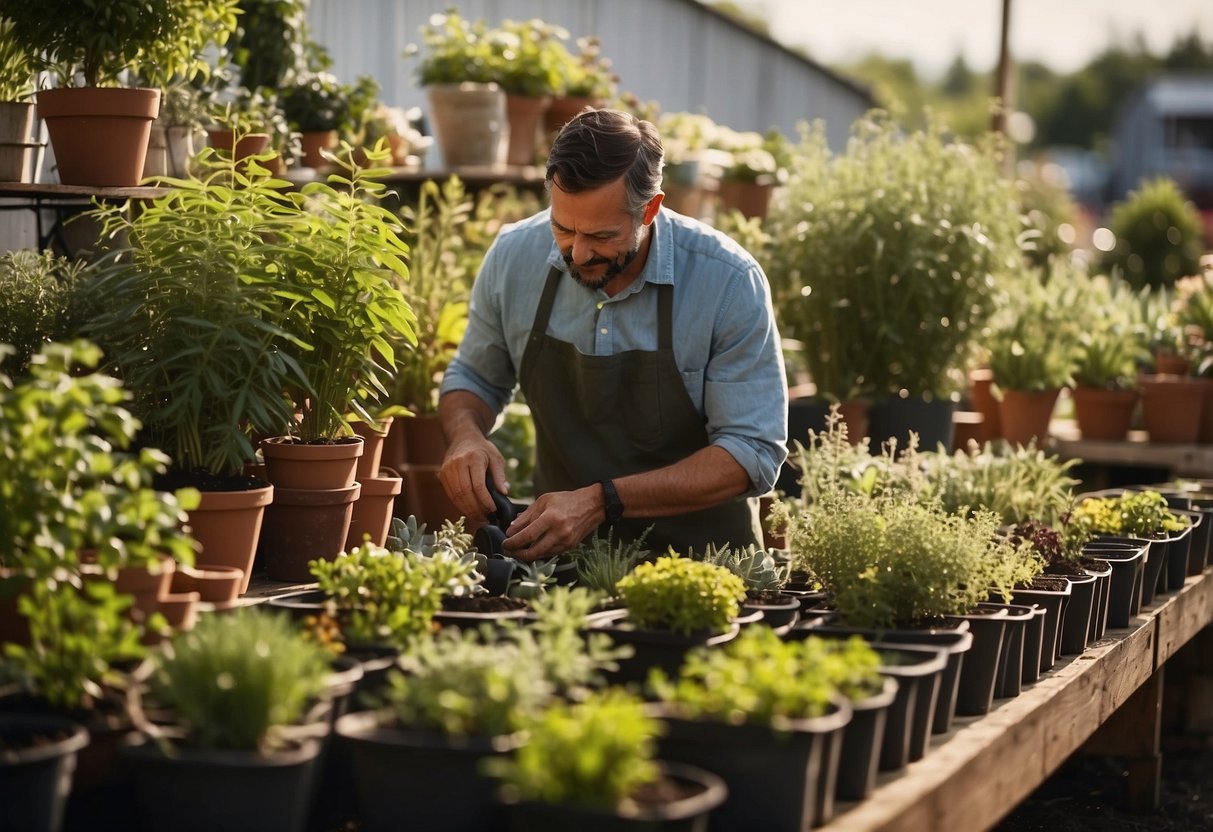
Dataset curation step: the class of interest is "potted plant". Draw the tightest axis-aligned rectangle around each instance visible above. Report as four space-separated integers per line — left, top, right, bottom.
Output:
87 147 303 593
0 18 39 182
568 527 653 602
122 608 332 832
0 250 89 379
690 543 799 632
714 126 789 220
3 0 239 185
765 113 1023 452
141 77 209 179
1069 273 1149 440
334 625 553 832
492 17 566 166
601 554 747 685
490 689 727 830
407 10 508 167
279 69 369 168
1101 177 1205 292
647 626 854 831
983 266 1081 447
544 35 618 135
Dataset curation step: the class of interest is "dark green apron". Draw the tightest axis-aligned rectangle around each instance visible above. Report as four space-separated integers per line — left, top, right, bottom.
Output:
518 265 761 553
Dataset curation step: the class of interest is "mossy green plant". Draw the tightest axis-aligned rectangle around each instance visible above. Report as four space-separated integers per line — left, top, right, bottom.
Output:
615 554 746 636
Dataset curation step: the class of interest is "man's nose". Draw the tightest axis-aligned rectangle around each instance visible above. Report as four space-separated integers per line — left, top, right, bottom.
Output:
572 236 596 265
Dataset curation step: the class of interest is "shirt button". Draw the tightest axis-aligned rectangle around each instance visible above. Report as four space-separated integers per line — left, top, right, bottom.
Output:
596 302 604 310
599 327 608 335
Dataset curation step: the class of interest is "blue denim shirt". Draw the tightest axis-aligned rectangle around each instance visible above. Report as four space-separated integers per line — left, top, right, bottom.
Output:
440 207 788 496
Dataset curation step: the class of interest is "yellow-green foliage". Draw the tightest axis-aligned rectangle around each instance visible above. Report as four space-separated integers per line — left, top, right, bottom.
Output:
615 554 746 636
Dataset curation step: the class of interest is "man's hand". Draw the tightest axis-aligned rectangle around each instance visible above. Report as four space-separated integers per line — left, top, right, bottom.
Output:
439 435 507 521
503 485 605 562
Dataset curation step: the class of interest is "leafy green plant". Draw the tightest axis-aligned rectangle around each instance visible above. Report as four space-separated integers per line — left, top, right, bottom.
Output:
1015 171 1081 269
384 625 553 737
516 587 628 698
765 113 1023 400
1070 272 1150 389
0 18 36 100
783 488 1041 628
558 36 618 100
408 10 501 87
615 555 746 636
309 542 455 649
1070 490 1189 539
812 635 886 701
389 176 475 414
1102 177 1205 291
0 341 198 574
568 527 652 598
279 69 376 134
263 145 419 441
983 265 1081 393
918 441 1080 527
88 145 309 477
488 689 660 811
491 17 567 98
649 627 836 726
0 0 240 87
148 607 330 750
3 578 143 711
1174 270 1213 377
0 250 90 378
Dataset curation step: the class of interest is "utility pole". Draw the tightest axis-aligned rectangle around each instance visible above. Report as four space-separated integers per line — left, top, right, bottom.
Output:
992 0 1015 169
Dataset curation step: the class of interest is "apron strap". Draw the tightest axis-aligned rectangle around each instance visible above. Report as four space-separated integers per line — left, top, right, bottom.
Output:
531 266 564 336
657 281 673 350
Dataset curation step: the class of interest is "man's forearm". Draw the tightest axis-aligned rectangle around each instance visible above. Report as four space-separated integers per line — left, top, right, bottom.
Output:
611 446 751 519
439 390 497 445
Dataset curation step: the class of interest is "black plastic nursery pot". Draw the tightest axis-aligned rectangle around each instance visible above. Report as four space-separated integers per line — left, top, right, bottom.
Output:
122 734 321 832
870 644 948 768
501 761 728 832
1019 604 1048 687
1164 512 1198 591
795 621 973 737
830 677 899 804
865 395 955 458
335 711 520 832
0 713 89 832
1183 494 1213 573
1084 538 1148 627
944 606 1008 717
741 592 801 635
1054 573 1098 657
980 603 1036 699
1009 578 1071 673
599 622 741 687
655 699 852 832
1082 558 1113 643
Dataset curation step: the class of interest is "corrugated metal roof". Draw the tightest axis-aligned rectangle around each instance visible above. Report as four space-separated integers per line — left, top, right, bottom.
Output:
1142 73 1213 116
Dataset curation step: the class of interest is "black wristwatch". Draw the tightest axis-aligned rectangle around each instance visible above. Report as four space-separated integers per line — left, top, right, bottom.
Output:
600 479 624 524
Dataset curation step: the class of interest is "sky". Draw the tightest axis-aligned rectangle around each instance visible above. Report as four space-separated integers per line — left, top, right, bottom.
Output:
759 0 1213 79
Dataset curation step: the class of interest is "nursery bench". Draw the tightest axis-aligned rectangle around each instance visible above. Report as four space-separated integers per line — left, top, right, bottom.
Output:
818 568 1213 832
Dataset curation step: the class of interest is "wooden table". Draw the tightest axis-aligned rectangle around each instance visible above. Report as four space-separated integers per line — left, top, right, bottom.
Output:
819 569 1213 831
1050 421 1213 480
0 182 168 255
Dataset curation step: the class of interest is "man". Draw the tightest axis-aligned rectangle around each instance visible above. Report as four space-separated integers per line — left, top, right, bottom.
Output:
438 108 787 561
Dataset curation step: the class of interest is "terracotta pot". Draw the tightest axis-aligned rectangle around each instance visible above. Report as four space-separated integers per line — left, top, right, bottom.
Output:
170 564 244 608
37 86 160 186
997 387 1060 447
543 95 596 136
400 414 447 466
968 368 1001 442
345 469 404 551
717 178 774 220
1154 351 1190 375
112 559 176 628
206 129 270 160
504 93 549 167
352 417 394 480
186 483 274 595
299 128 338 168
1200 381 1213 444
156 591 199 633
837 399 870 446
260 482 362 582
261 436 364 490
1072 386 1139 441
400 464 461 528
1139 374 1206 444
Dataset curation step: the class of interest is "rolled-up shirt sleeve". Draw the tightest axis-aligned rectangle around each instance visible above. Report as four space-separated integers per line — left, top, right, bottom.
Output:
702 262 789 497
439 238 517 415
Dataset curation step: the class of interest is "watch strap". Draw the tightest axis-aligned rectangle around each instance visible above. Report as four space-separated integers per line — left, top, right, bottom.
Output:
600 479 624 524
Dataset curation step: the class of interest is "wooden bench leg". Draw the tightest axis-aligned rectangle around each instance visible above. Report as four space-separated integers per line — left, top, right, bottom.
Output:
1083 665 1164 812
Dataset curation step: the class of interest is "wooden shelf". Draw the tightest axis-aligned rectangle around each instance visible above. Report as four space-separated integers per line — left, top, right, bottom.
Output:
1050 421 1213 478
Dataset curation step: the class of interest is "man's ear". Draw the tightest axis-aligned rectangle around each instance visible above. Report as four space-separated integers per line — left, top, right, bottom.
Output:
642 192 664 225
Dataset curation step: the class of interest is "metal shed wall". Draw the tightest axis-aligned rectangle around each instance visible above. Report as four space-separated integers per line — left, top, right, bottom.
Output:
308 0 872 151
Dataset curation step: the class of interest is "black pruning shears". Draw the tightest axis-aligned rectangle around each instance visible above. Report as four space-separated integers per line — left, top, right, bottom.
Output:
473 471 522 595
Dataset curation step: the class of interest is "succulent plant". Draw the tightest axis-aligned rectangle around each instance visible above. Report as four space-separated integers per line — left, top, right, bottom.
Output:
508 558 557 600
567 527 652 598
690 543 791 594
